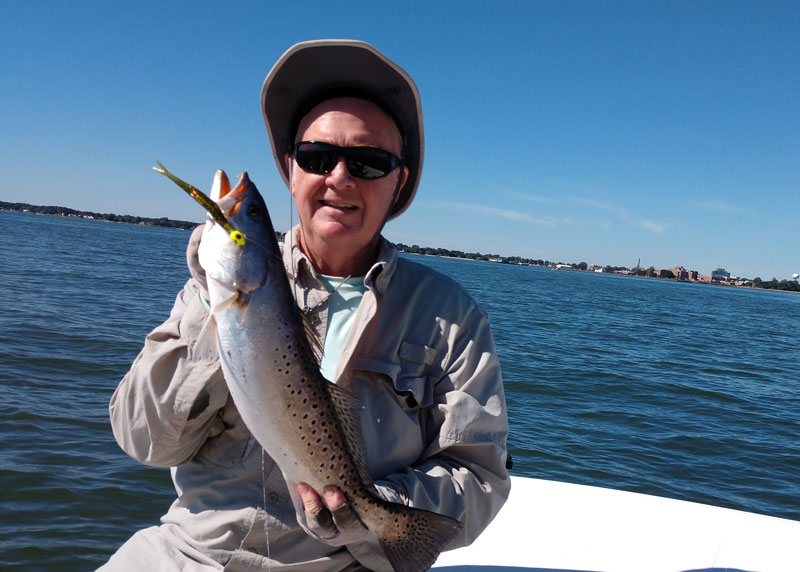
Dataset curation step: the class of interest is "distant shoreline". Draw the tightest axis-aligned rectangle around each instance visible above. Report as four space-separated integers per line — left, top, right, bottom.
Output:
3 201 796 293
0 201 199 230
399 251 800 295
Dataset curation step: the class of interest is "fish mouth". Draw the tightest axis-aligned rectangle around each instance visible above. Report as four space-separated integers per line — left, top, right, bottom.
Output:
218 172 251 217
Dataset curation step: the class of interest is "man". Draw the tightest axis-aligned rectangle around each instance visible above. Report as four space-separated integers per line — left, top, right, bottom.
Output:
102 40 509 571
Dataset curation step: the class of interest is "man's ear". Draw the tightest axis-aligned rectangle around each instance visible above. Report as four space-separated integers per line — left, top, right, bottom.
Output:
284 153 296 196
399 165 409 191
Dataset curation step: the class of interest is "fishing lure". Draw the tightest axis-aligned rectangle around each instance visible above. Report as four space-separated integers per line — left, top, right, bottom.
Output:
153 161 245 247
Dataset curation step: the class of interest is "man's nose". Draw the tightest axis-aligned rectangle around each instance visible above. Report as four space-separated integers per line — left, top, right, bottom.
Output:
325 157 355 187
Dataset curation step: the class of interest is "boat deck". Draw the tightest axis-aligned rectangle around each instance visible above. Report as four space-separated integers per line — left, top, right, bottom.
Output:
432 476 800 572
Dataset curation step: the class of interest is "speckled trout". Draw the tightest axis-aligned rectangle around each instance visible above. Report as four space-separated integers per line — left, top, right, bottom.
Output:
158 165 462 572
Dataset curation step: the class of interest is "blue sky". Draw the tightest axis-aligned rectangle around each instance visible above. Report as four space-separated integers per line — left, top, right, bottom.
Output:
2 1 798 280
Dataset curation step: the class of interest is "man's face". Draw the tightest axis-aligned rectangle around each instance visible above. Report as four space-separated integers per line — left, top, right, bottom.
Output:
288 97 408 276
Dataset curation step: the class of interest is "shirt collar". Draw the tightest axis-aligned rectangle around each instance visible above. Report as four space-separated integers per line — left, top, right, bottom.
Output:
282 225 398 296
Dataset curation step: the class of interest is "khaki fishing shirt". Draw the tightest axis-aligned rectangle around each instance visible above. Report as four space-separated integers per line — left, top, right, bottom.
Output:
105 226 510 571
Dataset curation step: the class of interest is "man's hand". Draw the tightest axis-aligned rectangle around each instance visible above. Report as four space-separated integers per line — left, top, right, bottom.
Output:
295 482 371 546
298 482 347 515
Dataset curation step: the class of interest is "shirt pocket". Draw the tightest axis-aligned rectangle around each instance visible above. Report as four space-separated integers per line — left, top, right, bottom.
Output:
351 341 438 411
196 398 257 468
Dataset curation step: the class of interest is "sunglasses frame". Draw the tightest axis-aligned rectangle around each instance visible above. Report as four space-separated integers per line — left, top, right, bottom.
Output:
292 141 404 180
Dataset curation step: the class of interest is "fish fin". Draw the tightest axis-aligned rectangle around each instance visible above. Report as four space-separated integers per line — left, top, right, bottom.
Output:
377 503 463 572
326 382 375 491
300 310 323 365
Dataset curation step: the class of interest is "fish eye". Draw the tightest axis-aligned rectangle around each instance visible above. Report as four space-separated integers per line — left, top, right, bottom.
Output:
247 204 261 220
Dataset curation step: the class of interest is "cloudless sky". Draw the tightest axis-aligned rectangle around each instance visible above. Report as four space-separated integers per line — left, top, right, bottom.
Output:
2 0 798 279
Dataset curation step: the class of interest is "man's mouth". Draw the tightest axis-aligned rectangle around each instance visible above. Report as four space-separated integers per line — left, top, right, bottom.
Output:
320 200 357 211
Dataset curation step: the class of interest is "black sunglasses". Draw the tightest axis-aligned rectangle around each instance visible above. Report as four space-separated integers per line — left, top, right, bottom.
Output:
292 141 403 180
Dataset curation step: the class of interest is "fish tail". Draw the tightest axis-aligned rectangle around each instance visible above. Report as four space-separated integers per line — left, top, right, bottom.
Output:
377 504 463 572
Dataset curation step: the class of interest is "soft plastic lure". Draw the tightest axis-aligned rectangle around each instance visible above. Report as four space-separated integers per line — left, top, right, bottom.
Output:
153 161 245 246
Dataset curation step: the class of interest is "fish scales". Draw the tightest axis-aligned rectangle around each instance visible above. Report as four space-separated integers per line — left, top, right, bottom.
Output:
168 166 462 572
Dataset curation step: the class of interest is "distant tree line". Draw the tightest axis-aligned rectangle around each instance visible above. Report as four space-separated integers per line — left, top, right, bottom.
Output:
396 243 800 293
395 243 556 267
2 201 200 230
4 201 288 244
748 277 800 292
6 204 797 292
572 262 635 274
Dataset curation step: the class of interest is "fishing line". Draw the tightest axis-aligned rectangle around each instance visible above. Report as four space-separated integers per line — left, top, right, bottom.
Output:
261 447 272 570
288 159 299 304
286 159 352 311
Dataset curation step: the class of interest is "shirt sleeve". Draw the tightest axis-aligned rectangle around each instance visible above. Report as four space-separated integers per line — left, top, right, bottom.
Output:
376 305 511 549
109 225 231 468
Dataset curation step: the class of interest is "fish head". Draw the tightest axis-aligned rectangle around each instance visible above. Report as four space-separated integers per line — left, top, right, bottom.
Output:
199 170 279 304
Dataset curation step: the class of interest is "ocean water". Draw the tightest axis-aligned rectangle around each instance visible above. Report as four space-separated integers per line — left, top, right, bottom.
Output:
1 210 798 570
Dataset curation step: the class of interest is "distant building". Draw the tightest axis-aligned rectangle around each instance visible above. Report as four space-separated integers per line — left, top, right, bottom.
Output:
711 267 730 282
688 270 698 281
672 266 689 280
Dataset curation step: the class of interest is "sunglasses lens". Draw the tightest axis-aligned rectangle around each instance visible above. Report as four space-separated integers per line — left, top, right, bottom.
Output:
294 142 400 179
294 143 337 174
346 148 396 179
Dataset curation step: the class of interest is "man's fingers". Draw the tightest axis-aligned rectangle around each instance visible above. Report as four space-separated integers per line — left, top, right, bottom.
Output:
298 482 324 515
295 484 368 545
323 486 347 510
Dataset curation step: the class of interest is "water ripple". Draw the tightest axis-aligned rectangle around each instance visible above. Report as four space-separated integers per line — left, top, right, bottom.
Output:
2 213 799 571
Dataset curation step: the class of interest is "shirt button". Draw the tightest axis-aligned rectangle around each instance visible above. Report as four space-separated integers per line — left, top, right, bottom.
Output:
267 492 279 502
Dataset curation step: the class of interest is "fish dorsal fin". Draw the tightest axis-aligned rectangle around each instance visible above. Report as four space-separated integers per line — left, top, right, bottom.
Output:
326 381 376 492
299 309 323 365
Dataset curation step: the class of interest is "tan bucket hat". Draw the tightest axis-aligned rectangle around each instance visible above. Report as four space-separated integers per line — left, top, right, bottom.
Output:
261 39 423 220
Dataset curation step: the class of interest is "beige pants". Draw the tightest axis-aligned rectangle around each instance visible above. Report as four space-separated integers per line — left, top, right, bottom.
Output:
98 525 371 572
